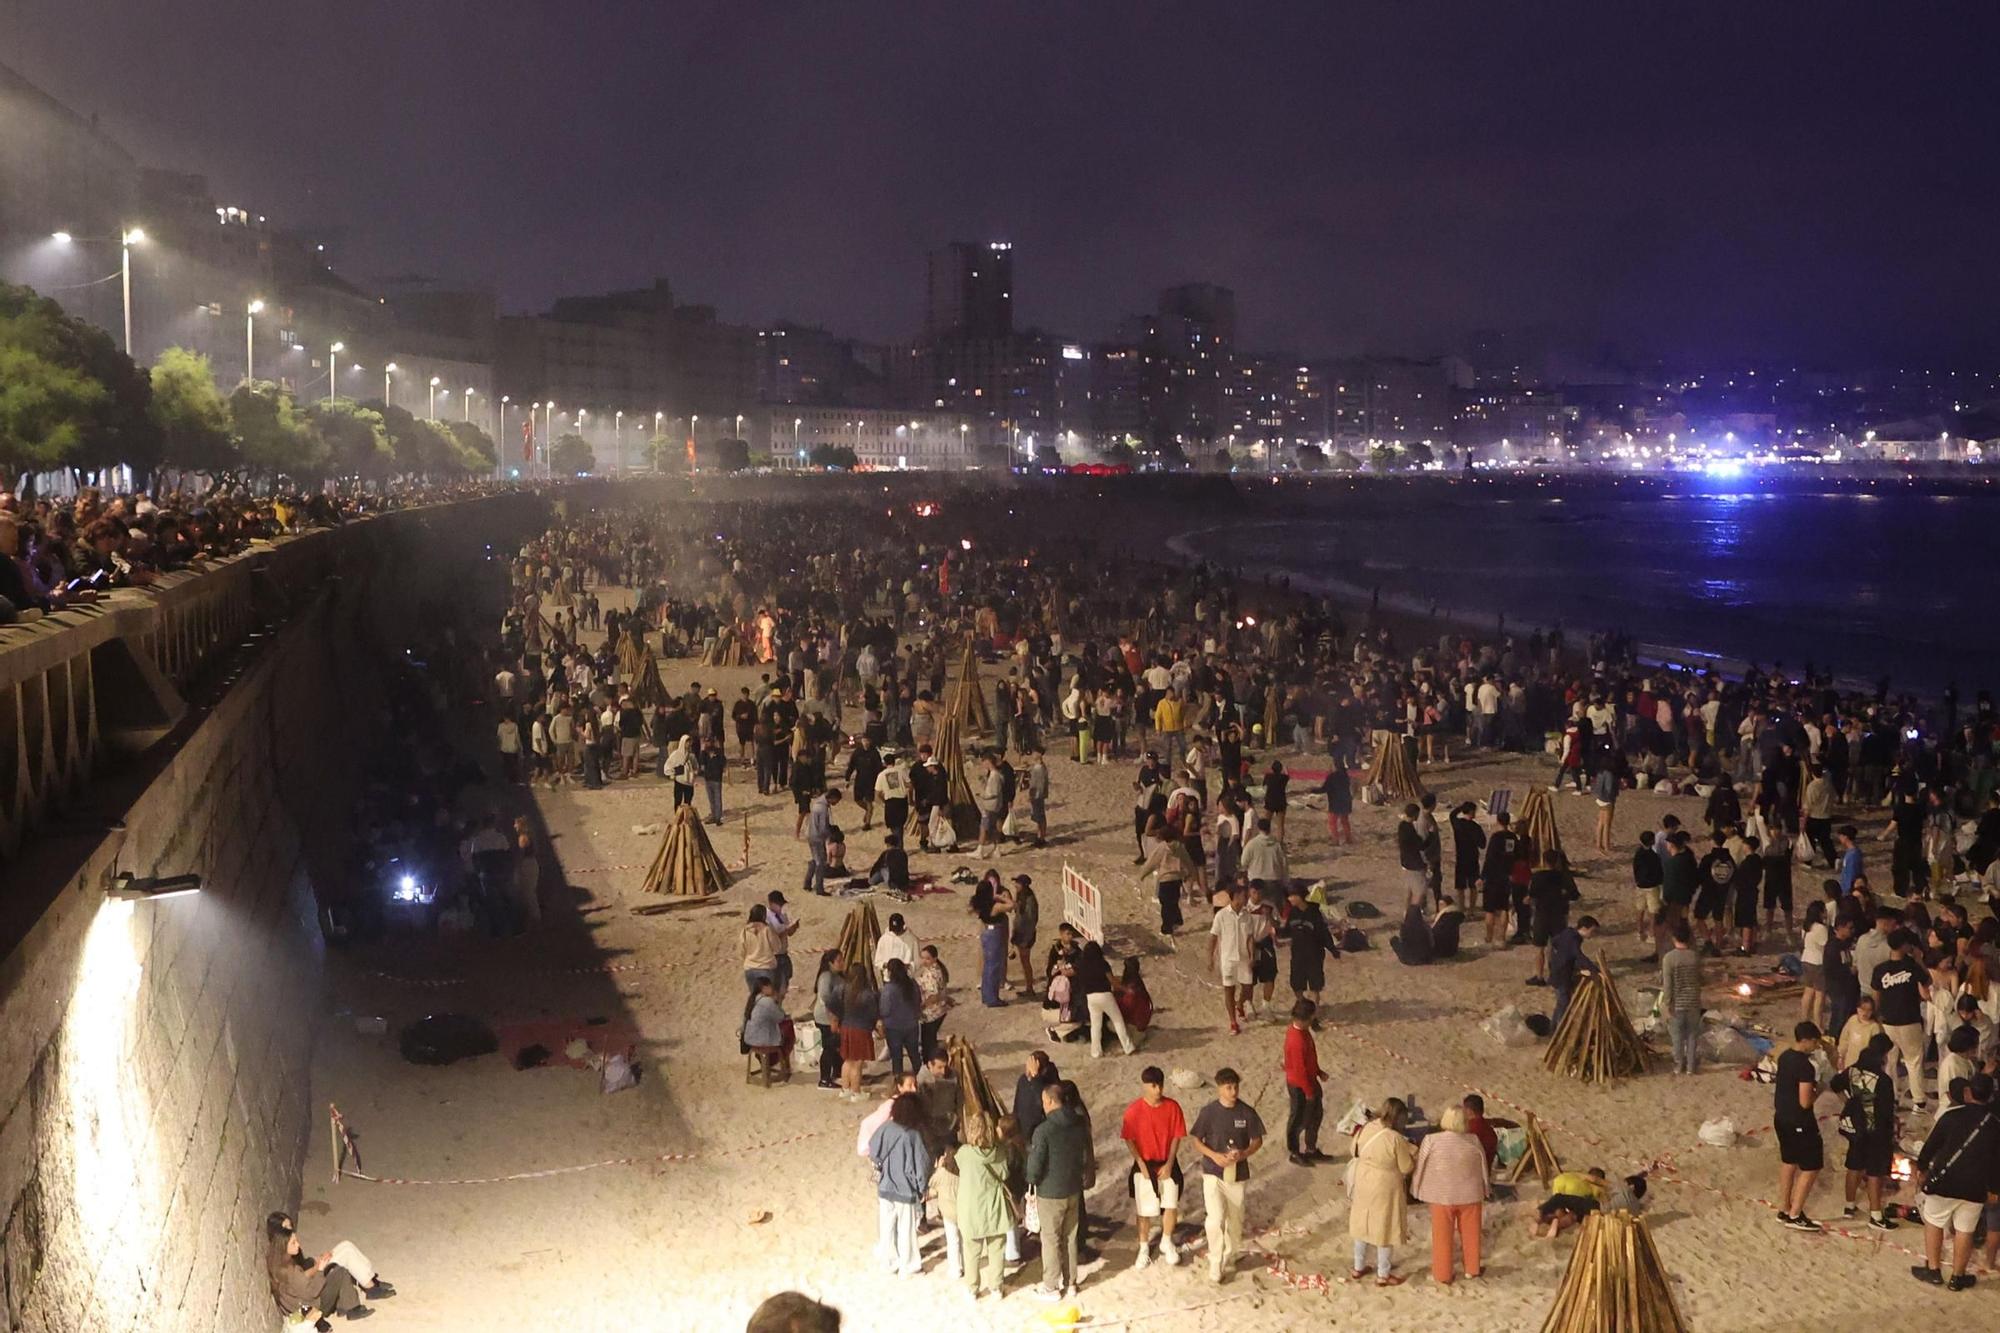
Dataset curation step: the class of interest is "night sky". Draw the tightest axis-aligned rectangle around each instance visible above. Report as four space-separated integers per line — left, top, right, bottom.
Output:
15 2 2000 366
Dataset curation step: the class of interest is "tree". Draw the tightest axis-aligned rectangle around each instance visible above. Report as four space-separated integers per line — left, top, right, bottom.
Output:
448 421 497 472
150 348 236 474
1208 447 1234 473
647 431 688 473
0 329 105 484
229 382 325 479
0 282 156 487
309 399 394 481
1331 449 1361 471
1366 444 1399 472
1406 441 1435 467
551 432 595 475
1294 444 1327 471
1099 440 1138 469
807 442 858 470
697 436 750 473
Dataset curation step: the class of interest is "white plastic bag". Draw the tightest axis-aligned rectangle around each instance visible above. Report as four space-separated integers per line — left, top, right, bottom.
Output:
1697 1116 1737 1149
1480 1004 1537 1048
1332 1097 1373 1138
1698 1026 1757 1065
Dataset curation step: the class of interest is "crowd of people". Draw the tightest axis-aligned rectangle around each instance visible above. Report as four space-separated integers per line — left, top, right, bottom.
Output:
490 483 2000 1317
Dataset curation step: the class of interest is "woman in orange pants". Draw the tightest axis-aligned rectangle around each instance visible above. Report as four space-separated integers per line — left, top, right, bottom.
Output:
1410 1106 1490 1282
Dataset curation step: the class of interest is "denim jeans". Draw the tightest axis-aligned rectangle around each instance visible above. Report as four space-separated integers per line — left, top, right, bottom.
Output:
884 1024 921 1077
1669 1009 1701 1073
705 779 724 823
803 840 828 895
980 923 1008 1004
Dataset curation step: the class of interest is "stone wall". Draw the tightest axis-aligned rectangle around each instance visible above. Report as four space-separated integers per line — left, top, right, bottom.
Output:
0 494 542 1332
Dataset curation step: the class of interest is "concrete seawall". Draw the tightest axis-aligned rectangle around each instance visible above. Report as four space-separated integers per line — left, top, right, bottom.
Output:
0 494 544 1331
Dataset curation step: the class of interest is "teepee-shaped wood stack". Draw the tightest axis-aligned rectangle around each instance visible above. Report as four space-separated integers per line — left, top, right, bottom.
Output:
1517 785 1564 861
1504 1113 1563 1187
834 902 882 973
1543 969 1649 1083
617 632 647 684
1364 729 1426 801
629 652 672 709
1540 1210 1688 1333
949 637 990 731
638 804 730 899
934 714 982 840
945 1034 1008 1148
704 625 748 667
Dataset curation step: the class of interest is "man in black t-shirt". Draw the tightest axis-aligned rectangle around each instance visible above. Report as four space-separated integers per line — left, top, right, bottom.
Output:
1694 834 1736 956
1872 931 1933 1111
1774 1021 1825 1232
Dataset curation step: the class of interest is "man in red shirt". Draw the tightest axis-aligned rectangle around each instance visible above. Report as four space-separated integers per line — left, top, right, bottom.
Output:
1120 1066 1188 1268
1284 999 1330 1166
1462 1093 1499 1169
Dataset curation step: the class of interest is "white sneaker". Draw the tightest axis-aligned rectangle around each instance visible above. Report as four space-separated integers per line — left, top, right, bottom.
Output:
1134 1245 1152 1270
1160 1240 1181 1266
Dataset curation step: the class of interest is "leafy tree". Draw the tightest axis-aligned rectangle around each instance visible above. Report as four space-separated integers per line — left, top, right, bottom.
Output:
1406 441 1435 467
448 421 497 472
807 442 858 470
1208 447 1234 473
1331 449 1361 471
1294 444 1327 471
0 328 105 484
697 436 750 473
1366 444 1399 472
1032 444 1064 470
309 399 394 480
1099 441 1138 469
229 382 325 478
647 431 688 472
0 282 158 487
150 348 236 473
551 432 595 475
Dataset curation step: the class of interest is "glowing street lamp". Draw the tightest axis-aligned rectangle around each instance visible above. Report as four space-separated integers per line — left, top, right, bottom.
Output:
327 341 344 406
384 362 398 406
120 228 146 355
429 375 442 419
462 386 475 421
794 416 802 456
245 300 264 382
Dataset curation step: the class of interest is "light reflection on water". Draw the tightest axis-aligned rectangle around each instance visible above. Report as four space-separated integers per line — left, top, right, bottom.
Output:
1211 490 2000 692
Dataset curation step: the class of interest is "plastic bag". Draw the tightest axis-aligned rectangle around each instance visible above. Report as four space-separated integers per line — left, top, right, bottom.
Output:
1698 1026 1757 1065
1697 1116 1737 1148
1332 1097 1373 1138
1494 1125 1527 1168
600 1051 638 1094
1480 1005 1537 1048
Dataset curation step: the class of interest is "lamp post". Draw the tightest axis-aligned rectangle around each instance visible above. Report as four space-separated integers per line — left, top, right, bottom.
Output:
120 228 145 355
462 387 474 422
615 410 624 475
327 341 344 406
545 402 556 480
384 362 398 406
499 395 511 446
794 416 802 464
245 299 264 382
734 412 744 439
429 375 441 420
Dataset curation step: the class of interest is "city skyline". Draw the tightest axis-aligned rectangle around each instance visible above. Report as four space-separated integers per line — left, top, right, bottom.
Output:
13 2 2000 367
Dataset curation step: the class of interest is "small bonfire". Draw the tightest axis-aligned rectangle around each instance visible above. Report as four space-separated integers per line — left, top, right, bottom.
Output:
1543 970 1649 1083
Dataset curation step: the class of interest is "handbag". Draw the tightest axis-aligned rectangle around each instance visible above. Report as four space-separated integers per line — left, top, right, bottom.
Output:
1023 1191 1040 1232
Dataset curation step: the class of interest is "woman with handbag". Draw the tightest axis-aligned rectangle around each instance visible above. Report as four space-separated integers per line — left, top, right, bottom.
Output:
1347 1099 1418 1286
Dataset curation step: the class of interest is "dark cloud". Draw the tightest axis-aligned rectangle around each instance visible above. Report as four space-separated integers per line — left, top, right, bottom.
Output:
15 0 2000 363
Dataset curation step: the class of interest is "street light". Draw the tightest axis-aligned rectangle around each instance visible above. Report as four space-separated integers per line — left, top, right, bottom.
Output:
734 412 744 439
794 416 802 459
120 229 146 355
429 375 441 420
384 362 398 406
462 387 475 422
615 410 624 475
245 300 264 382
327 341 344 406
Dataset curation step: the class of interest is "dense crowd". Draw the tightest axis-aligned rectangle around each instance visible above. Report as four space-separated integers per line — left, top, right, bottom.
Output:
492 483 2000 1310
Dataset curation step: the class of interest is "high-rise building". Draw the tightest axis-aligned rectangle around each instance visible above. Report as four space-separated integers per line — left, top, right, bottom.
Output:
925 240 1014 341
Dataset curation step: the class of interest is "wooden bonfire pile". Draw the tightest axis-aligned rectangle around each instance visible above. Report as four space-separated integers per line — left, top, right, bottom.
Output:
638 804 730 900
1542 969 1649 1083
1539 1210 1688 1333
949 637 990 731
1363 729 1426 801
616 632 647 684
629 652 672 709
704 625 748 667
834 903 882 972
945 1034 1008 1149
1504 1113 1562 1187
1517 785 1564 860
933 714 982 841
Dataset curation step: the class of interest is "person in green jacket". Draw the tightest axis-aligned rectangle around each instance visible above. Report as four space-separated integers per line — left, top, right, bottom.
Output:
956 1133 1016 1299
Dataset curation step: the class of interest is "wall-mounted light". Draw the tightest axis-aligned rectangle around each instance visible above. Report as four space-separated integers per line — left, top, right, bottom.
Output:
107 872 202 902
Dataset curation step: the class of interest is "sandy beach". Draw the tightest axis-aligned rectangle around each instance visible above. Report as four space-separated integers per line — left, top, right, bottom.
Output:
289 550 1982 1333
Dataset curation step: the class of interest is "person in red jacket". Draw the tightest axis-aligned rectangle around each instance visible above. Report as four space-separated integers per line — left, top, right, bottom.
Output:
1283 999 1331 1165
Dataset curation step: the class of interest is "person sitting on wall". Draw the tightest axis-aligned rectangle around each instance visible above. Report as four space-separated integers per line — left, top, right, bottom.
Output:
265 1212 392 1329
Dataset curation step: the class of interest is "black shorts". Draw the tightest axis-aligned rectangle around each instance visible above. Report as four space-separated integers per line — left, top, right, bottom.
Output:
1762 875 1793 913
1776 1119 1823 1170
1481 881 1510 914
1693 890 1727 921
1844 1133 1893 1177
1531 915 1562 947
1290 958 1326 993
1252 941 1278 983
1732 890 1760 930
1538 1194 1600 1223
